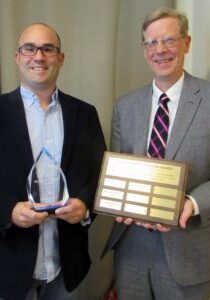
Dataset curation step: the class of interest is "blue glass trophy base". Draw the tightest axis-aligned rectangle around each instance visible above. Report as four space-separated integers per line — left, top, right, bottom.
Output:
31 203 67 214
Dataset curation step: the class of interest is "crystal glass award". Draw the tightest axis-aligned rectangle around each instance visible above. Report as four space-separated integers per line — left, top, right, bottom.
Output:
27 147 69 213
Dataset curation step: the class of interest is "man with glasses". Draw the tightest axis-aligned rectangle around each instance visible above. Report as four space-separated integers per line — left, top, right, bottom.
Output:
103 7 210 300
0 23 106 300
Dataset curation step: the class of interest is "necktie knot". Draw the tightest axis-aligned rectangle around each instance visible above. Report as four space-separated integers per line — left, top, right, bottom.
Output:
159 93 170 105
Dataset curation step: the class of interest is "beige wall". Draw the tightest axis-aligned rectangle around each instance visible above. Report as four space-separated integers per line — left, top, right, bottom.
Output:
175 0 210 80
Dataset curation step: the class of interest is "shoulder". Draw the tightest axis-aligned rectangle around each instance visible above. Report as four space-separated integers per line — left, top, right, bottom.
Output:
0 88 21 113
184 72 210 91
115 84 152 109
117 84 151 103
58 90 97 113
0 88 21 101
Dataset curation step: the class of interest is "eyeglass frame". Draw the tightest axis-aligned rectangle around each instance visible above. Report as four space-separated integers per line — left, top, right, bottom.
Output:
142 36 184 51
17 43 61 57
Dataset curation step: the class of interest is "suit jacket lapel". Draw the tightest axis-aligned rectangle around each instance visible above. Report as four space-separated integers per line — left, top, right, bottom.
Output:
166 73 202 160
133 86 153 155
6 88 34 172
59 91 77 172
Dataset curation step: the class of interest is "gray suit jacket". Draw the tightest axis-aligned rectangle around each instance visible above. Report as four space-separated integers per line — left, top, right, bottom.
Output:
104 72 210 286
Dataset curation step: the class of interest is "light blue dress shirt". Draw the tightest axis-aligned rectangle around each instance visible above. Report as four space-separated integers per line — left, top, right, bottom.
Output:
21 85 64 282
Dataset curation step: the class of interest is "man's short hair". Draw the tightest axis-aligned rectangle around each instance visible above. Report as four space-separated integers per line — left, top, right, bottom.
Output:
141 7 189 41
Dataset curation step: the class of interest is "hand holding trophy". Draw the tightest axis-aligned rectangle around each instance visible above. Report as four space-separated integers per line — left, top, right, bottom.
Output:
27 147 69 213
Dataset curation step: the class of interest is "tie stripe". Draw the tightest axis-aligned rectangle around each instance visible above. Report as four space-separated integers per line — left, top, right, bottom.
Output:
148 93 169 158
153 127 167 147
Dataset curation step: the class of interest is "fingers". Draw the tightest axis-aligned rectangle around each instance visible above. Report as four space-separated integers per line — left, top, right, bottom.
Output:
179 199 194 229
116 217 133 225
11 202 48 228
136 222 170 232
115 217 171 232
55 198 87 223
155 223 171 232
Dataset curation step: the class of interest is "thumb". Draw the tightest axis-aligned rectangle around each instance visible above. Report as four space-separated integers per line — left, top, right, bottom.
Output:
179 199 194 229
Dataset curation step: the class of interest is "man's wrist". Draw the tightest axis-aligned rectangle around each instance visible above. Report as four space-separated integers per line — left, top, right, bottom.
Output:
84 209 90 220
186 194 199 215
80 209 91 226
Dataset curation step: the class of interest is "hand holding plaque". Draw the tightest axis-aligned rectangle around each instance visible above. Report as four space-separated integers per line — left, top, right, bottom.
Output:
27 147 69 213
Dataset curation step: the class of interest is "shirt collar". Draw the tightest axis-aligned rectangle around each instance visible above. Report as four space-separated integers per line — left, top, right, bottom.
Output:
152 73 185 104
20 85 59 108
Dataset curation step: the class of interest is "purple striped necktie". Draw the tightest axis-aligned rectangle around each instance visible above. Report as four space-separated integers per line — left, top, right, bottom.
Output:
148 93 170 159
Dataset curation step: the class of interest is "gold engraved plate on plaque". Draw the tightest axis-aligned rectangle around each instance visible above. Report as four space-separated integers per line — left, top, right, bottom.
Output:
150 208 174 221
100 199 122 211
154 186 178 197
94 151 188 226
126 193 149 204
128 182 151 193
152 197 176 209
124 203 148 215
104 178 126 189
101 188 124 200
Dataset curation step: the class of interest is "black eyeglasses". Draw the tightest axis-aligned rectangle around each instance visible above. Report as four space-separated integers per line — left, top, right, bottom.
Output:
18 44 61 56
